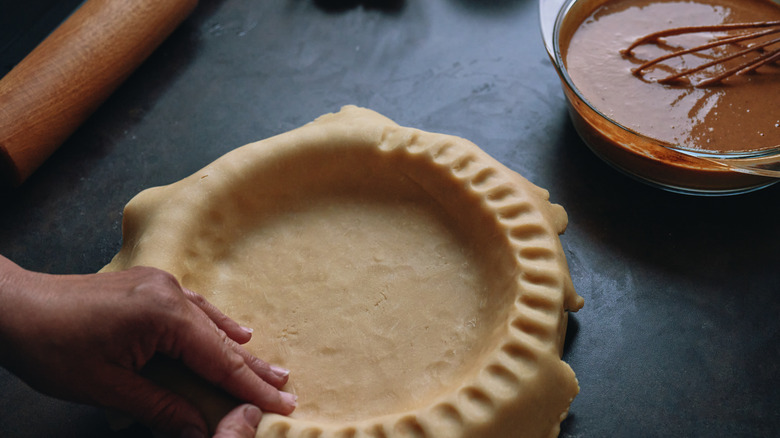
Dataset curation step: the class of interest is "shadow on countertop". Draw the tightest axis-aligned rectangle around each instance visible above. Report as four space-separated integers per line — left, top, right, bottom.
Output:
313 0 406 13
549 112 780 281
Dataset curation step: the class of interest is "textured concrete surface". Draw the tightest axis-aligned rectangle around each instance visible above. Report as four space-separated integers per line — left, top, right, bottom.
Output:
1 0 778 436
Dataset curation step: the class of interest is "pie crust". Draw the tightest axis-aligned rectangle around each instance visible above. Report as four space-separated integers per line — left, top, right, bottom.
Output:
102 106 584 437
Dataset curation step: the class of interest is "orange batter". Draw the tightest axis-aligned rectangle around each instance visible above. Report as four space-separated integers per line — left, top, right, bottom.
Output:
562 0 780 154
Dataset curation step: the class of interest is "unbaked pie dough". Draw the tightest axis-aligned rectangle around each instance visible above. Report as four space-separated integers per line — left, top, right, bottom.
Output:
102 106 584 437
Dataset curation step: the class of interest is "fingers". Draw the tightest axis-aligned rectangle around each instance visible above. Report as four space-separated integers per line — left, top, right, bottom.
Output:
213 404 262 438
168 283 297 415
200 344 297 416
181 287 290 389
104 368 209 438
223 336 290 390
180 287 290 389
168 308 298 416
181 287 253 344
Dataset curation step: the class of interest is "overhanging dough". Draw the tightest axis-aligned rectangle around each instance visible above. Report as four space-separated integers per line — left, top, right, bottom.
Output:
102 106 584 438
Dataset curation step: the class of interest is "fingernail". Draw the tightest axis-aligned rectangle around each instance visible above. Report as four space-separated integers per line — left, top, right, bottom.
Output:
181 426 206 438
282 391 298 408
243 404 262 427
271 365 290 378
240 326 254 334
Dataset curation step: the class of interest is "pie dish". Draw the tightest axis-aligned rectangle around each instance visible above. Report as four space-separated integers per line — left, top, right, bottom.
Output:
102 106 584 437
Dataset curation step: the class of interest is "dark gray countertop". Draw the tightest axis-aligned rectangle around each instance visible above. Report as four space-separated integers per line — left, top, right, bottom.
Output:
1 0 778 437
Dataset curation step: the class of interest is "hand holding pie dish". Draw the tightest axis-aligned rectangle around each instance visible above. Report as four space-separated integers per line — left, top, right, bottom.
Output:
102 106 584 437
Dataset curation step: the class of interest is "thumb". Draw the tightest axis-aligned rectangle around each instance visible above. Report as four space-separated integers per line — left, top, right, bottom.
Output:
213 404 263 438
106 369 208 438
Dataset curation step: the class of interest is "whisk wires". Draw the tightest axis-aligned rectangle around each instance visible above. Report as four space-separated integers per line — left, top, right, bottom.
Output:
622 20 780 87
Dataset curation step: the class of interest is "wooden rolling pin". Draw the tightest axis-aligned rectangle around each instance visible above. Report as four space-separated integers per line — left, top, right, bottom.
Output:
0 0 198 187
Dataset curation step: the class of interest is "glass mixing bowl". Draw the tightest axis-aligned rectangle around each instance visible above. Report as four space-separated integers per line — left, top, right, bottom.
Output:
540 0 780 195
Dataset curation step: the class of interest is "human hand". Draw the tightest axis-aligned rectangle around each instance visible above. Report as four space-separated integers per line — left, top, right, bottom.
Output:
0 257 296 437
213 404 263 438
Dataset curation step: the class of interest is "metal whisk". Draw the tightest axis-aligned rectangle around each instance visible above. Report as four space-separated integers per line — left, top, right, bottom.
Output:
621 20 780 87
